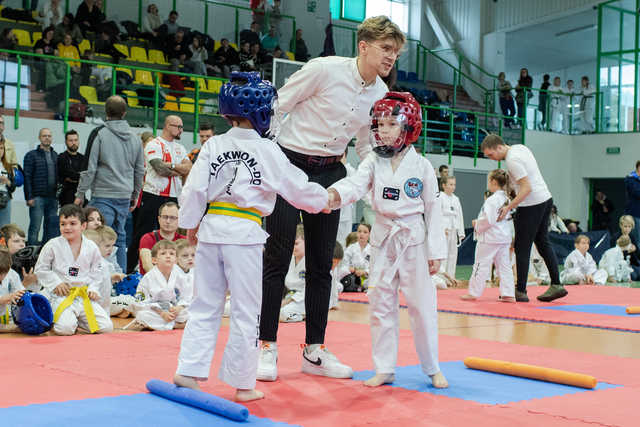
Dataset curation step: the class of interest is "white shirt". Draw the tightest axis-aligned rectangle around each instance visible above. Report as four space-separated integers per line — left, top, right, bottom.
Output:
284 256 305 298
599 246 626 276
179 127 328 245
505 145 552 207
439 192 465 238
0 162 9 192
0 269 24 324
474 190 512 244
133 265 193 312
143 136 188 197
337 242 371 279
34 236 104 299
331 148 446 260
276 56 388 158
339 163 356 224
548 84 563 107
564 249 597 276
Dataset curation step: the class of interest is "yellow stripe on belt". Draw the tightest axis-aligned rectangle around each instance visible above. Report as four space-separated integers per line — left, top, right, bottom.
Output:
207 202 263 225
53 286 99 333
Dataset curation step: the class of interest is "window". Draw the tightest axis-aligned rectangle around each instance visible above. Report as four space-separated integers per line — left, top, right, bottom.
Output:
366 0 408 33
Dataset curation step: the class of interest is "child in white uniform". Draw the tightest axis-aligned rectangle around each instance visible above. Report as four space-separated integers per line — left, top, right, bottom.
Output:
439 175 464 278
337 149 357 246
127 240 192 330
528 243 551 286
599 235 634 283
329 242 344 310
337 223 371 291
461 169 515 301
547 77 563 132
0 248 25 331
579 76 596 133
280 232 306 323
560 235 607 285
35 205 113 336
327 92 448 389
562 80 577 134
1 224 39 292
173 72 328 402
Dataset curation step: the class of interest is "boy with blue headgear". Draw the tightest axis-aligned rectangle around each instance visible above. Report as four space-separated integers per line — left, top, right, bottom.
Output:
173 72 328 402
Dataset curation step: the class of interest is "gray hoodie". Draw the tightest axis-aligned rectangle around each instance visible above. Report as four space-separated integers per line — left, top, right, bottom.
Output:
76 120 144 203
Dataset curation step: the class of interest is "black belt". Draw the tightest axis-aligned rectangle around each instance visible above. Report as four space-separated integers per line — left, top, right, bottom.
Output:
279 145 342 169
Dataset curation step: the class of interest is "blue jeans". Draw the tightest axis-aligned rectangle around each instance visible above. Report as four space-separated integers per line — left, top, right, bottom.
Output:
0 202 11 227
28 196 59 245
90 197 130 272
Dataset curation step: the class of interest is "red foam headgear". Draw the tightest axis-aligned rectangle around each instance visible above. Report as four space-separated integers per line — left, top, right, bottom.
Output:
371 91 423 147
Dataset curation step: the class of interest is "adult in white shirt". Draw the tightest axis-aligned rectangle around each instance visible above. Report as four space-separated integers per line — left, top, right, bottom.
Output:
37 0 64 28
257 16 405 382
481 135 567 303
126 115 191 273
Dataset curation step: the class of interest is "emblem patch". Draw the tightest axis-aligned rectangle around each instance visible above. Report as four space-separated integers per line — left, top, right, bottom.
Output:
404 178 423 198
382 187 400 200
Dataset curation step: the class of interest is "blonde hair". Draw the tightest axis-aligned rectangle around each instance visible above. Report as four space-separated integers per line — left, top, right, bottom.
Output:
0 248 11 274
83 229 101 244
84 225 116 244
620 215 635 229
357 16 406 48
345 231 358 247
151 240 177 257
574 234 589 244
295 224 304 240
488 169 514 200
175 239 194 255
617 235 631 248
441 175 456 186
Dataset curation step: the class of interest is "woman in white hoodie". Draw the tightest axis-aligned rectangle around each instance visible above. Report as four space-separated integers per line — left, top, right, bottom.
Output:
462 169 515 301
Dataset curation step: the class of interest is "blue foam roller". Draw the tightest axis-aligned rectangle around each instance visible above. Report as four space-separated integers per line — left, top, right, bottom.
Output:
146 379 249 422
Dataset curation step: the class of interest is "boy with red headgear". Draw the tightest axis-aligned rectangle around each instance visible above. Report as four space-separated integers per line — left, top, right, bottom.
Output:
326 92 449 388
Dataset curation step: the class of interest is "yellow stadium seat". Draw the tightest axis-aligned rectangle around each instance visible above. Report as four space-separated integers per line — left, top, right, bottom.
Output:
286 51 294 61
164 95 179 111
131 46 150 63
113 43 129 58
180 97 195 113
94 53 112 62
13 29 31 47
230 42 238 50
134 70 154 85
79 85 105 105
190 77 208 92
78 39 91 55
214 40 221 51
122 90 139 107
115 67 132 78
32 32 42 45
208 79 223 94
148 49 168 65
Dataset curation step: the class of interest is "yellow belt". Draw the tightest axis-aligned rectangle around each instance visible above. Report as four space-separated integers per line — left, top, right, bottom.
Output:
53 286 99 333
1 306 9 325
207 202 263 225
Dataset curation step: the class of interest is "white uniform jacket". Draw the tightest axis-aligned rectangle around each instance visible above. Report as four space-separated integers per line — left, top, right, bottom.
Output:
337 243 371 280
0 269 24 325
178 127 328 245
563 249 598 276
284 256 305 299
330 149 446 261
35 236 104 299
132 265 193 312
474 190 512 245
439 193 465 240
599 246 631 277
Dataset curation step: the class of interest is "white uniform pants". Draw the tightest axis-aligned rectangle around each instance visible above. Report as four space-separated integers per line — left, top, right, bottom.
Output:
135 306 189 330
51 296 113 336
560 268 607 285
549 105 561 132
581 105 595 133
337 219 352 248
468 242 515 298
444 230 458 278
368 242 440 376
176 242 262 390
563 106 574 133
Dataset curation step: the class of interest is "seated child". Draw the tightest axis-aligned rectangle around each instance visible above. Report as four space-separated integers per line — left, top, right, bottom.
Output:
345 231 357 248
0 248 25 332
337 223 371 292
600 235 634 283
176 239 196 277
84 207 121 273
329 242 344 310
527 243 550 286
560 235 607 285
280 230 306 323
34 204 113 336
126 240 193 331
1 224 39 292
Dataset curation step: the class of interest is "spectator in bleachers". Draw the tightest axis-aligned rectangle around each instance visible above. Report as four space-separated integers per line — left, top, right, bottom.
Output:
250 0 266 31
591 189 614 233
187 124 214 165
261 26 280 53
56 130 85 207
269 0 282 36
187 35 208 76
497 72 515 128
166 29 191 71
159 10 180 39
54 13 83 46
291 28 310 62
208 38 240 77
44 59 67 110
240 21 261 47
23 0 39 11
624 160 640 242
563 79 577 134
548 204 569 234
34 26 58 92
23 128 59 246
239 41 258 72
75 0 105 36
0 139 17 227
0 30 18 59
142 4 163 40
136 202 185 276
515 68 532 128
537 74 550 130
37 0 63 29
579 76 596 134
0 118 18 166
57 33 81 74
272 45 287 60
95 30 126 64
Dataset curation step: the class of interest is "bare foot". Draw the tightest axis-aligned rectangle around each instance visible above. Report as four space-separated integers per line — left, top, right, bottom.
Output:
235 388 264 402
460 294 477 301
174 322 186 329
116 310 130 318
364 373 395 387
430 371 448 388
173 374 201 391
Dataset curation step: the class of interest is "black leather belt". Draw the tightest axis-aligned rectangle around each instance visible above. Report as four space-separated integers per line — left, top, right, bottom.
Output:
279 145 342 169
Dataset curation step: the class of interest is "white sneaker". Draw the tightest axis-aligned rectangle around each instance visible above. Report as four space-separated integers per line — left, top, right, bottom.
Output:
256 342 278 382
301 345 353 379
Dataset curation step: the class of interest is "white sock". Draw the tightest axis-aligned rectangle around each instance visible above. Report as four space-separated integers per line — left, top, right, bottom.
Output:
305 344 321 353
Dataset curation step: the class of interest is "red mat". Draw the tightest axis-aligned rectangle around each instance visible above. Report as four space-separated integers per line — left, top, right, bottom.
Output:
339 286 640 332
2 322 639 426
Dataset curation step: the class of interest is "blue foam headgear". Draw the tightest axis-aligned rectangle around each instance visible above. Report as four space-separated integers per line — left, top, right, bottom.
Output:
219 71 276 137
11 291 53 335
13 167 24 187
114 272 142 296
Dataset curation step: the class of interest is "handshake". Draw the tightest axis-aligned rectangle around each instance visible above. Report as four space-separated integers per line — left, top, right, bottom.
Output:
322 188 341 214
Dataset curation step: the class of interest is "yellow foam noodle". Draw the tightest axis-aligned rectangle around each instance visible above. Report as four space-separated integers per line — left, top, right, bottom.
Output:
626 306 640 314
463 357 597 389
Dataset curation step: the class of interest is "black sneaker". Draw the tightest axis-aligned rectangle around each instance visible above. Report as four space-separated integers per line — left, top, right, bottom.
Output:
515 290 529 302
537 285 568 302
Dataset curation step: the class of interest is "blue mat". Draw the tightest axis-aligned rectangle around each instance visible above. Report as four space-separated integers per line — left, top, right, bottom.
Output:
0 393 298 426
539 304 631 317
352 361 620 404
